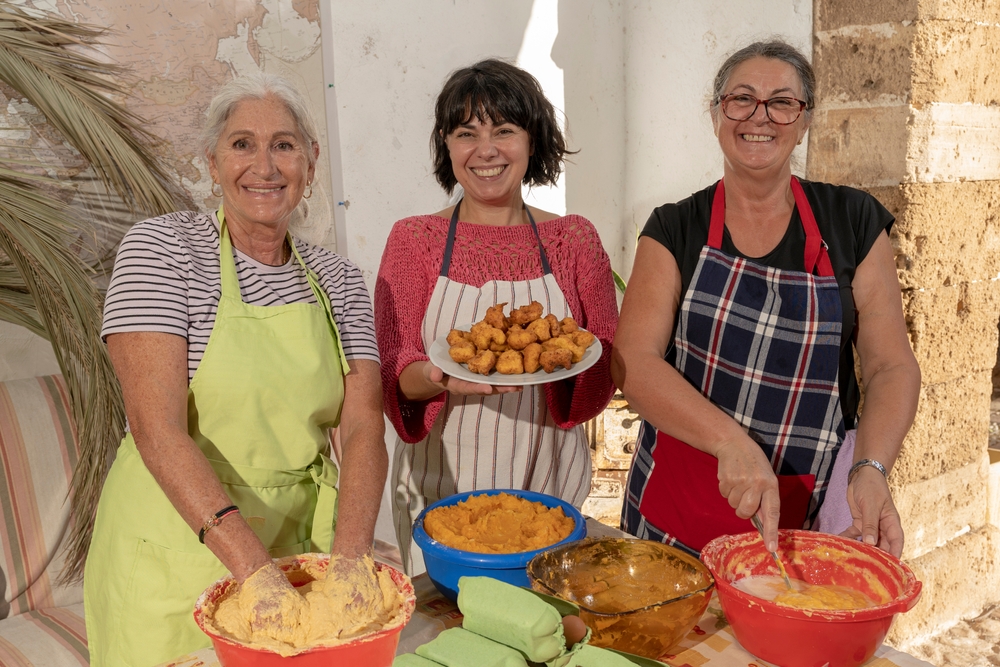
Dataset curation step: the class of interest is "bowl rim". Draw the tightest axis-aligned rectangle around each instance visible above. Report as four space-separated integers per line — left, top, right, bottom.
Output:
526 536 717 616
412 488 588 566
192 556 416 657
700 529 923 621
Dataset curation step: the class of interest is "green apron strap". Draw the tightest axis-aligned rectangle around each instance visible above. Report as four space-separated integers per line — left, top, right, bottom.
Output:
309 453 340 552
289 239 352 376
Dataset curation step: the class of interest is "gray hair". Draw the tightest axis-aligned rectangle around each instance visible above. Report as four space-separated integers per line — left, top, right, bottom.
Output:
202 71 319 167
710 40 815 114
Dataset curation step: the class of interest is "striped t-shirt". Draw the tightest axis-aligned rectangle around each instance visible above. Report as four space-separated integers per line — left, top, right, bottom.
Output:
102 210 379 381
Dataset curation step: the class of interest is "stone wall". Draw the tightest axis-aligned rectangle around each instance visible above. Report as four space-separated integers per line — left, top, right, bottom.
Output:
809 0 1000 647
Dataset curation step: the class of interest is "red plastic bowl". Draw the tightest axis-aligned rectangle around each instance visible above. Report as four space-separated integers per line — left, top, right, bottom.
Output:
700 530 921 667
193 554 416 666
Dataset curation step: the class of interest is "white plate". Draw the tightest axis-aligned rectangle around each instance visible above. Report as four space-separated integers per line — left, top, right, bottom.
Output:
427 326 603 387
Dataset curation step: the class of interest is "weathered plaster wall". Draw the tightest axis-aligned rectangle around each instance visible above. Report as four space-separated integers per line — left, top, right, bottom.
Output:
809 0 1000 646
0 0 332 383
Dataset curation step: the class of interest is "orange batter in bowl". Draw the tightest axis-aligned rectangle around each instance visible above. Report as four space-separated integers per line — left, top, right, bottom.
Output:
424 492 574 554
734 575 878 611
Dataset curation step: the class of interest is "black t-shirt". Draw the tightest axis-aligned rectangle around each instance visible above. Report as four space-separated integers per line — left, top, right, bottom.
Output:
641 179 894 428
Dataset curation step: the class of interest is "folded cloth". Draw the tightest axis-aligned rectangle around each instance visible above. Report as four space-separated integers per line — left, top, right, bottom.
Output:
416 627 529 667
565 645 639 666
394 655 443 667
457 576 566 662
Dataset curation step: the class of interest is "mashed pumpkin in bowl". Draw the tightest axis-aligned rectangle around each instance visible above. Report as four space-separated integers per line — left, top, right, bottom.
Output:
423 492 575 554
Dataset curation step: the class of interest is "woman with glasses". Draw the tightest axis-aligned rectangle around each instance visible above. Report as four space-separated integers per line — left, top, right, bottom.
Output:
612 40 919 558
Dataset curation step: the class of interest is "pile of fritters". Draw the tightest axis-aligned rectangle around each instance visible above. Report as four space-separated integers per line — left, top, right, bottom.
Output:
447 301 596 376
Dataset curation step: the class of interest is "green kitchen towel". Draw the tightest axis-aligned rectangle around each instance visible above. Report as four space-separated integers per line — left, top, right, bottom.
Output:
415 627 529 667
565 645 642 666
393 654 444 667
457 576 566 662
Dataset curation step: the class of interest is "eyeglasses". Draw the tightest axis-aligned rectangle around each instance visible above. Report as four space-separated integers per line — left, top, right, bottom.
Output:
718 93 807 125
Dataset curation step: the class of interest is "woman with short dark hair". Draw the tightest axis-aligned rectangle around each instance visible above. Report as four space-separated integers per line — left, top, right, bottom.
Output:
375 58 618 572
613 40 919 558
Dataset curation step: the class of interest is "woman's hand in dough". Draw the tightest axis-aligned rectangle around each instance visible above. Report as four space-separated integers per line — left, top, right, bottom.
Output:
425 363 522 396
240 562 305 644
715 436 780 550
842 466 904 558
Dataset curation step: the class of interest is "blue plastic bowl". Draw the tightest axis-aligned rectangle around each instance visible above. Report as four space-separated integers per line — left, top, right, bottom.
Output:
412 489 587 601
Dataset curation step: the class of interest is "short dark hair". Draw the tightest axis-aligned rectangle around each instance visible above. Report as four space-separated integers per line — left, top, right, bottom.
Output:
711 40 816 113
431 58 573 194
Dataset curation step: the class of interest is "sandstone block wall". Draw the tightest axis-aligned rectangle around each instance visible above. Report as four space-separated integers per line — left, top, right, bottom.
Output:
809 0 1000 647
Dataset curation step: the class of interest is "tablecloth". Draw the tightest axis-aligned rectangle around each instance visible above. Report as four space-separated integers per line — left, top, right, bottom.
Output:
157 569 936 667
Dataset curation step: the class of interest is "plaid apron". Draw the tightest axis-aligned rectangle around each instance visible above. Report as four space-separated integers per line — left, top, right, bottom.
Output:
622 177 845 554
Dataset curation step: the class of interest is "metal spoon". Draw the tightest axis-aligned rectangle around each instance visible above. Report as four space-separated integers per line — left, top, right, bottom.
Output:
750 514 793 589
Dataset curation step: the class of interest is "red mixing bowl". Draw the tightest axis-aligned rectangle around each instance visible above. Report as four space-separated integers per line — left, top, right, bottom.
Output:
700 530 921 667
193 553 416 666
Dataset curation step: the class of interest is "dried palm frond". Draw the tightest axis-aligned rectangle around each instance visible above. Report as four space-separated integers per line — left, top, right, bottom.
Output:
0 4 178 582
0 5 175 214
0 173 126 581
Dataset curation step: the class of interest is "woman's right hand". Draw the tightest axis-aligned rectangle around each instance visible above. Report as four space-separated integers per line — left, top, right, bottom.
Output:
399 360 521 400
239 562 305 643
715 436 781 551
424 362 522 396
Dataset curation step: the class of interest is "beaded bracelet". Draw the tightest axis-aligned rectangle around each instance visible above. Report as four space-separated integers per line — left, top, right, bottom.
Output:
847 458 887 485
198 505 240 544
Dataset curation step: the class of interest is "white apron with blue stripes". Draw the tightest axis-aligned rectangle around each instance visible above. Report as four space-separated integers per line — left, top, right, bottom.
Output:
391 204 591 573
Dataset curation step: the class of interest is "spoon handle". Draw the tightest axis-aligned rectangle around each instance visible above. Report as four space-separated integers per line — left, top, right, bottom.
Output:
750 515 793 589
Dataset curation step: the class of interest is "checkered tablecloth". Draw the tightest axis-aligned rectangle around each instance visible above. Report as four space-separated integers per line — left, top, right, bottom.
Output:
159 519 936 667
160 570 936 667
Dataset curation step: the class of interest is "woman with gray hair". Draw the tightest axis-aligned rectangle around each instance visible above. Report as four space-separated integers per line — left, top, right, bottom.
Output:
613 41 919 559
84 71 387 666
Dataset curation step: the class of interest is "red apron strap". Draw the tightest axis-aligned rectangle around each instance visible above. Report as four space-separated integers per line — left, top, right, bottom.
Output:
711 177 834 278
790 176 835 277
708 179 726 249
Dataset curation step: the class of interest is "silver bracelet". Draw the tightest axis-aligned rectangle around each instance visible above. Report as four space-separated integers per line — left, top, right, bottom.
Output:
848 458 887 484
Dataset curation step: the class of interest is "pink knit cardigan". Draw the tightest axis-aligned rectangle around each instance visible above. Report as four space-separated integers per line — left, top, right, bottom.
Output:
375 214 619 443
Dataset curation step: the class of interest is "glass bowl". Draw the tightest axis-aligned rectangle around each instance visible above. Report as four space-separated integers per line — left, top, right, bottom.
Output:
526 537 714 658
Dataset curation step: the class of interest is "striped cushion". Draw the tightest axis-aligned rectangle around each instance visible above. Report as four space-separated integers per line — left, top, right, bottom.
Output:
0 376 84 618
0 602 87 666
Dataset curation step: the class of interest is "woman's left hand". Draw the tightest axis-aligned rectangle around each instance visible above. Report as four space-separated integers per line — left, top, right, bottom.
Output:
841 465 904 558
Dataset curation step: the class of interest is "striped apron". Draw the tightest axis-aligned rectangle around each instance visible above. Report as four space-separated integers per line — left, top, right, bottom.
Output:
622 177 846 554
392 203 592 573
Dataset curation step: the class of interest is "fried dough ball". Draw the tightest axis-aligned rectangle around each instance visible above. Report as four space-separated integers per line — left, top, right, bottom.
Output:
469 320 492 335
522 343 542 373
467 350 497 375
506 324 538 351
449 340 477 363
485 302 509 331
544 314 562 337
490 341 509 353
526 318 551 342
543 336 586 363
560 317 579 333
446 329 470 346
570 330 596 349
540 348 572 373
509 301 544 326
472 326 505 351
495 350 524 375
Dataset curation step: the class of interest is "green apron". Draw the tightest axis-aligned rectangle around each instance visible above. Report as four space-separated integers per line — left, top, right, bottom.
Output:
84 211 350 667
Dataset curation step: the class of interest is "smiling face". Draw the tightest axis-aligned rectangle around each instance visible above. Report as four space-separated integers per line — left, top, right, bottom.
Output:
208 95 318 231
445 115 532 208
712 56 810 179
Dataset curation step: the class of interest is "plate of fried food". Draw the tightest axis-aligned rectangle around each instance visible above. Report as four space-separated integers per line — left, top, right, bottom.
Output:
426 301 602 386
